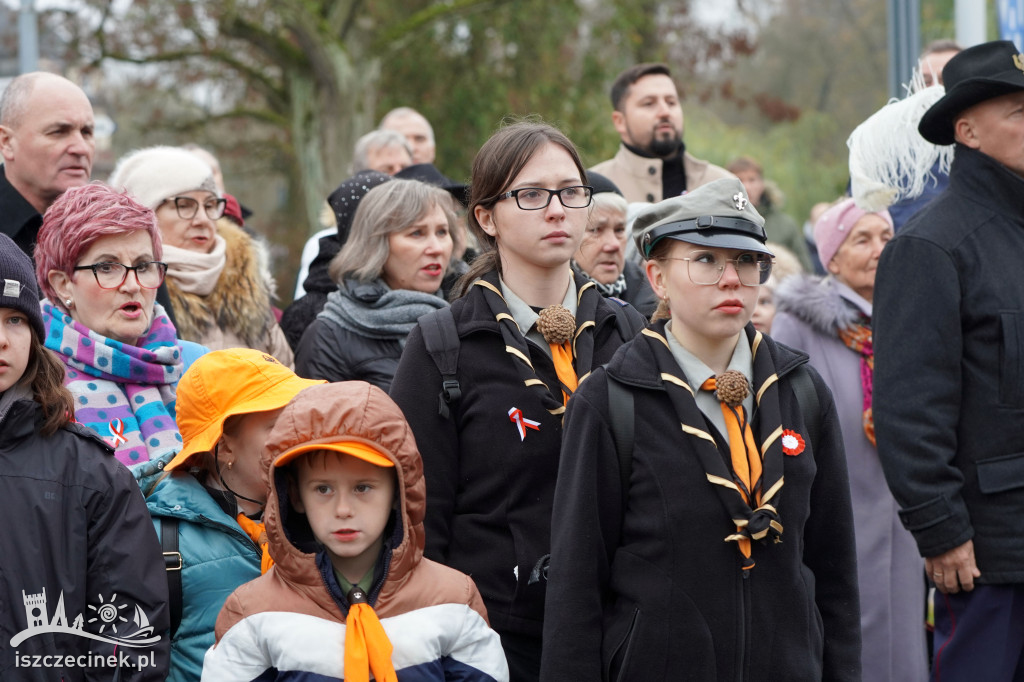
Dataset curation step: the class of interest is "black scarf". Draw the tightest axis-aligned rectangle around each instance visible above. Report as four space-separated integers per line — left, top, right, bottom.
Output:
471 269 600 417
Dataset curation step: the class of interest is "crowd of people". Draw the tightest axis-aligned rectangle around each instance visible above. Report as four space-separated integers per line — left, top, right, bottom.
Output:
1 36 1022 682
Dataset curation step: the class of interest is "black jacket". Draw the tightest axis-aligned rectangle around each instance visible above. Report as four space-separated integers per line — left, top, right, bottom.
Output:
621 260 658 319
389 271 644 638
541 323 861 681
875 145 1024 581
293 279 404 392
0 165 42 259
0 395 170 681
280 235 340 351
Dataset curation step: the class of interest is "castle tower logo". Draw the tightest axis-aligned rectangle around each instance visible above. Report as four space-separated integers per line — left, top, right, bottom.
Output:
10 587 159 649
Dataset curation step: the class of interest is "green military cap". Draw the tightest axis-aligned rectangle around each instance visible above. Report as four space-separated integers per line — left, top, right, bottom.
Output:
633 177 771 259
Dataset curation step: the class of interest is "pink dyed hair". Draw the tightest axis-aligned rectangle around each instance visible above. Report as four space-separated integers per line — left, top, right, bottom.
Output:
35 182 162 306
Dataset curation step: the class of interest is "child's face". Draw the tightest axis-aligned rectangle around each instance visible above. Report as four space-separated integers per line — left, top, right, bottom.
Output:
751 280 776 334
0 307 32 393
291 451 396 583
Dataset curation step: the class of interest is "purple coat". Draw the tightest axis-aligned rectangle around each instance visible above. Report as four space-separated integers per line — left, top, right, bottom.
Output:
773 275 927 682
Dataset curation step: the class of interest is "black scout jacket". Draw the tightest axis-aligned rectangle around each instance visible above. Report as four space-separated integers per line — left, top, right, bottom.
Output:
541 322 861 682
390 269 643 639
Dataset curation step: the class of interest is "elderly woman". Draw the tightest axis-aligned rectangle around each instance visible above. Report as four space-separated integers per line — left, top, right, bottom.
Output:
132 348 321 682
571 172 657 318
772 198 926 682
1 232 170 680
108 146 293 366
294 178 455 390
36 183 204 466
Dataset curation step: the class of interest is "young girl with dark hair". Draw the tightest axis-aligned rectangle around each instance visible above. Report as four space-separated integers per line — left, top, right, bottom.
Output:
389 120 645 681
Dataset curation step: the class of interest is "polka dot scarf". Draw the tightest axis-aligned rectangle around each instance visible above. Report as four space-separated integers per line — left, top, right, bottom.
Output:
42 302 185 465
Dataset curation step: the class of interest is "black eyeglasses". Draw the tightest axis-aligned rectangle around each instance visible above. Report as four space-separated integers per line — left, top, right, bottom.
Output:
73 261 168 289
495 185 593 210
163 196 227 221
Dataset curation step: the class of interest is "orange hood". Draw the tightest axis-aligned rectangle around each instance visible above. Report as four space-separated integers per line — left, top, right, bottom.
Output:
260 381 426 611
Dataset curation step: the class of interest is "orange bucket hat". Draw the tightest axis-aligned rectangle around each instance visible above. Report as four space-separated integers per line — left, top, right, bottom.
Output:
165 349 324 471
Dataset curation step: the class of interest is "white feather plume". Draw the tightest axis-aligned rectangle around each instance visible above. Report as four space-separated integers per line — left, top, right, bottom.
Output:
847 85 954 212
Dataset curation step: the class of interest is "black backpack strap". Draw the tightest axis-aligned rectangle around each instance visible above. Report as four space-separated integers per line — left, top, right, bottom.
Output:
607 297 646 340
418 307 461 419
161 517 183 638
789 364 821 451
606 373 635 502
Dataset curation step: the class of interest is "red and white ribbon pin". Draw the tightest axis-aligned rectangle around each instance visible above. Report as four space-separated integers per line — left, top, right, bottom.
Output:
109 418 129 447
508 407 540 442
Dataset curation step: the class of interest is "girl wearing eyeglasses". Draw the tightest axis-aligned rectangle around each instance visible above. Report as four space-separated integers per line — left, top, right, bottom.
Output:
389 120 645 681
108 146 293 367
541 178 861 681
37 183 206 466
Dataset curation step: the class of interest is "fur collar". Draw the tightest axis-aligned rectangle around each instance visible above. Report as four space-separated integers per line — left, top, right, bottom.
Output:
166 220 274 348
774 274 864 336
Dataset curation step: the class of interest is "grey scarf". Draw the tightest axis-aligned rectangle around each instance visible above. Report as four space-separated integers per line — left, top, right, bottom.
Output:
318 278 448 342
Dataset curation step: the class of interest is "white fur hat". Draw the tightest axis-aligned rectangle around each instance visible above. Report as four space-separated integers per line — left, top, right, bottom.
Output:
108 146 219 210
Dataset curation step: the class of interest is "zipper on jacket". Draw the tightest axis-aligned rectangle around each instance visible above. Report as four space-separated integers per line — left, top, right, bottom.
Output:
739 571 752 682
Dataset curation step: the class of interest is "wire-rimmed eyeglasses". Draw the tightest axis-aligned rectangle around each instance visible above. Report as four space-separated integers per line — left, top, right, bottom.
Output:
661 252 773 287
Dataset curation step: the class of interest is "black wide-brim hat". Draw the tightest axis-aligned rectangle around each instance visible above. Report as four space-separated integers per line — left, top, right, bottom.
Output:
919 40 1024 145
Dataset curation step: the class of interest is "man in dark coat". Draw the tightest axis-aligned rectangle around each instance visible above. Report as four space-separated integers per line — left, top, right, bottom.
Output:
874 40 1024 680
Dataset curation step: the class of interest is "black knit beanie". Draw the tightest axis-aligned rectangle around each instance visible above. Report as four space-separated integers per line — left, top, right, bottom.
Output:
0 233 45 339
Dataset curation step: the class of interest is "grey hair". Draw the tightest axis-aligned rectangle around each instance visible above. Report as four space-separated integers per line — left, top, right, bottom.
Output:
0 72 46 128
351 129 412 174
379 107 435 142
590 191 628 217
329 179 456 284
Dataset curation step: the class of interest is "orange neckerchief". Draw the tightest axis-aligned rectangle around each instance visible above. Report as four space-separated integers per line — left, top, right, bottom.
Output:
701 376 762 569
235 513 273 574
549 341 578 405
344 586 398 682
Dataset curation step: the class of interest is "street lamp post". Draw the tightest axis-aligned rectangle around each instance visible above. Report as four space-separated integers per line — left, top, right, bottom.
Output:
18 0 39 74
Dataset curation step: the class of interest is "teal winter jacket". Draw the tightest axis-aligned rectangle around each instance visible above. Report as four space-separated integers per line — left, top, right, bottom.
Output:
135 459 261 682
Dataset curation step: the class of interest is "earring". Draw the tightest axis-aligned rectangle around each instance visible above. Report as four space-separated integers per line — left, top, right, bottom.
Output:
226 460 234 470
65 299 73 308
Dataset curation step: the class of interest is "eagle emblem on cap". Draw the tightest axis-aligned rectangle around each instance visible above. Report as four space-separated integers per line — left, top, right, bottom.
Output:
732 192 748 211
1015 53 1024 73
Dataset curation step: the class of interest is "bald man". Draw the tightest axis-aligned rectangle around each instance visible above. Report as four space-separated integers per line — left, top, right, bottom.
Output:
379 107 436 165
0 72 95 257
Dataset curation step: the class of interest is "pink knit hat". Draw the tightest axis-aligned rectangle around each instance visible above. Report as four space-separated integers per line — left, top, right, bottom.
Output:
813 198 894 266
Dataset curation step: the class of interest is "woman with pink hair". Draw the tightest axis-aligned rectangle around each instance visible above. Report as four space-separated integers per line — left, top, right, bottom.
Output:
35 182 205 466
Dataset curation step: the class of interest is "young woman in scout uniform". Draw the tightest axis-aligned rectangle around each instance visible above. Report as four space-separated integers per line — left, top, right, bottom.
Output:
541 178 862 682
389 120 644 681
